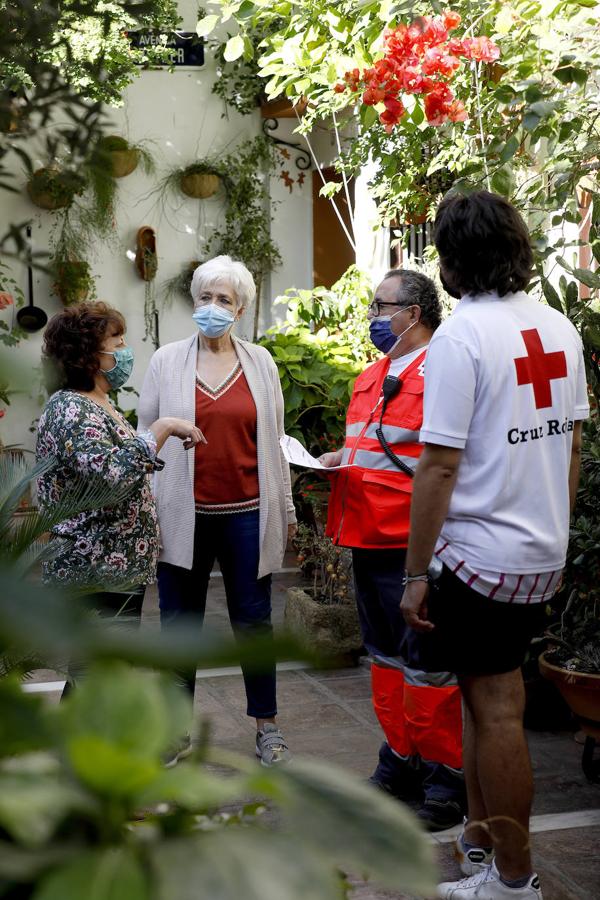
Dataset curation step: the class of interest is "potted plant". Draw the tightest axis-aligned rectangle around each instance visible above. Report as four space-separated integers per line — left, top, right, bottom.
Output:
284 524 363 666
94 134 153 178
26 165 86 210
539 415 600 777
51 256 93 306
163 160 225 199
163 259 202 305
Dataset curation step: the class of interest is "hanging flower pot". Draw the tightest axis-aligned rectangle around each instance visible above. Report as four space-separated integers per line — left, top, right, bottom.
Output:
27 167 86 211
180 171 221 199
52 259 93 306
97 135 140 178
260 96 308 119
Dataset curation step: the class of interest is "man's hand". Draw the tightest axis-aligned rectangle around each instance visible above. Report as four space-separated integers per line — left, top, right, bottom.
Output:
401 580 435 632
319 449 343 468
287 523 298 542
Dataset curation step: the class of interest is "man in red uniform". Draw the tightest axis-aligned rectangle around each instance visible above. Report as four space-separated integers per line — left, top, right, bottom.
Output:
320 269 465 830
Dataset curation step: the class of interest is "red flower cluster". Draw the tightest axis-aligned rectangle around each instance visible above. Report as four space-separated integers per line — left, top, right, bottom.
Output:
334 11 500 132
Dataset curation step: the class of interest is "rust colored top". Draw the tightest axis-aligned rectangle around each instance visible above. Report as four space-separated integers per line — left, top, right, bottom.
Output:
194 363 259 513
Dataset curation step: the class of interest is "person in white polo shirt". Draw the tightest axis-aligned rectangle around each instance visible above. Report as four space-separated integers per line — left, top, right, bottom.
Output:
401 191 589 900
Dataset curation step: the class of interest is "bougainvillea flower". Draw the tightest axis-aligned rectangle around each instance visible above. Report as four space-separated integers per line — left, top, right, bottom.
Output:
462 36 501 62
446 37 468 56
336 13 499 131
424 82 455 124
363 86 387 105
421 47 461 76
447 99 468 121
380 96 406 132
0 292 14 309
443 10 462 29
401 67 434 94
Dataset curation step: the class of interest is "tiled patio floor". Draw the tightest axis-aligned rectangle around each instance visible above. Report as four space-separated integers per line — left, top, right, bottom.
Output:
28 561 600 900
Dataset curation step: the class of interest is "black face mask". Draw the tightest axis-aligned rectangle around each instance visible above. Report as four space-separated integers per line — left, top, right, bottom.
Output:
440 268 462 300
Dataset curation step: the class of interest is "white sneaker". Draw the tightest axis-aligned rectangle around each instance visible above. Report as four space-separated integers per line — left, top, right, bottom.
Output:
454 829 495 876
437 861 543 899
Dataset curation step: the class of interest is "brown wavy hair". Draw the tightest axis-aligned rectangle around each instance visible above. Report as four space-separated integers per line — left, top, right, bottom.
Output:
43 301 126 392
434 191 533 298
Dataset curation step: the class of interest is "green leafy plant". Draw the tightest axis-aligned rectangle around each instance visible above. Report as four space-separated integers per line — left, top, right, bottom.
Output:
546 415 600 675
210 23 265 116
259 265 375 455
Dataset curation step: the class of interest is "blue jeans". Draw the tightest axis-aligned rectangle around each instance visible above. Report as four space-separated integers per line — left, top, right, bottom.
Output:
352 547 464 806
157 509 276 719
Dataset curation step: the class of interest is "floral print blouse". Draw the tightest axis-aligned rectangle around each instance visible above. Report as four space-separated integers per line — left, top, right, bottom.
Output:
36 390 160 589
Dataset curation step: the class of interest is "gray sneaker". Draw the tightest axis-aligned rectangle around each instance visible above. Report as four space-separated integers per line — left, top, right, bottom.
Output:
256 724 291 767
163 734 193 768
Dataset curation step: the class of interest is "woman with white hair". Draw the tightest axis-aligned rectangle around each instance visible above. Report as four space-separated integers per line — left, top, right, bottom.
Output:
138 255 296 766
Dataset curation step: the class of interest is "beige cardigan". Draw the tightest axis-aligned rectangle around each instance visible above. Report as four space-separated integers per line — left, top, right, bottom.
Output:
138 334 296 578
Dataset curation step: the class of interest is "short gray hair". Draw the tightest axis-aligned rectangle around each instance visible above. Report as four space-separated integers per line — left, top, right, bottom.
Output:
190 255 256 309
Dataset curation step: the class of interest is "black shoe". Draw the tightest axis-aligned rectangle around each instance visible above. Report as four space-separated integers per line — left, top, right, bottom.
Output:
416 798 464 832
368 743 423 802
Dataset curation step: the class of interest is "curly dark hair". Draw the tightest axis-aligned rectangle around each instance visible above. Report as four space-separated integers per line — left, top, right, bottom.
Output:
42 301 126 392
382 268 442 331
434 191 533 298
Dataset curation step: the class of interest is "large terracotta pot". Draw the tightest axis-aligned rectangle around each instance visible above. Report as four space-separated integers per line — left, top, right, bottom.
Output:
539 652 600 739
180 172 221 199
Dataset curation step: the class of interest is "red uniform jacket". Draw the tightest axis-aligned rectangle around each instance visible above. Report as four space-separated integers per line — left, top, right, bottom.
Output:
326 350 426 549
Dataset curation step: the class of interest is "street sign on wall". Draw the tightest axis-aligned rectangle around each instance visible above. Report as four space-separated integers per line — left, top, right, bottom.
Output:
128 32 205 67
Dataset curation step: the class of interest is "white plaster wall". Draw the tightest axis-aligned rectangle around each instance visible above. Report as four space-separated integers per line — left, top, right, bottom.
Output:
0 1 313 449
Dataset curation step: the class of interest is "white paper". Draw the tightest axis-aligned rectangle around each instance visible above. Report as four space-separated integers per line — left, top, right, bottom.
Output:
279 435 349 470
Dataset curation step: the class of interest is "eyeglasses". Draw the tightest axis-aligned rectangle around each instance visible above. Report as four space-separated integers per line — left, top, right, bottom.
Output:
367 300 413 317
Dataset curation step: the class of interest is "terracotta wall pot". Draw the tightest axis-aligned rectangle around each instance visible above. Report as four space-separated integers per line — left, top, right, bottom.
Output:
539 652 600 738
260 96 308 119
135 226 157 281
284 586 363 667
108 148 139 178
180 172 221 199
27 167 81 211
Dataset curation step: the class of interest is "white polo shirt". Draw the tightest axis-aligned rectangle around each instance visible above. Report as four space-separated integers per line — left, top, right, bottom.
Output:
421 291 589 596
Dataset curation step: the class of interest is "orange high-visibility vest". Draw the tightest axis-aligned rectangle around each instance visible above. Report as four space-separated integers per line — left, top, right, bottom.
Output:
326 351 426 549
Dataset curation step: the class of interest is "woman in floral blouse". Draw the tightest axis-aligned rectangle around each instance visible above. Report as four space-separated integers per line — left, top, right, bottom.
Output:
36 301 204 620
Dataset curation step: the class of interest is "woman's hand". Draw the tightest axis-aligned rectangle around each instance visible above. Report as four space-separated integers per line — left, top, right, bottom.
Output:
150 417 207 452
319 449 343 468
165 417 207 450
287 523 298 542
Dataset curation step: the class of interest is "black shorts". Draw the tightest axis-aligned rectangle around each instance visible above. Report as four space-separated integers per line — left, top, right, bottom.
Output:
405 565 548 676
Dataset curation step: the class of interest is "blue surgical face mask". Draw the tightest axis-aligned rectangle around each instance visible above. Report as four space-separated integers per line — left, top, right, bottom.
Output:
369 310 417 355
101 346 134 390
192 304 236 338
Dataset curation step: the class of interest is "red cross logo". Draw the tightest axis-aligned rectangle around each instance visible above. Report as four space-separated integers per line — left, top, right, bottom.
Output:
514 329 567 409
